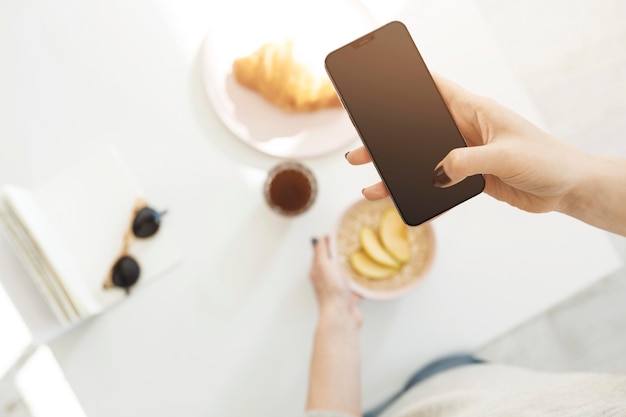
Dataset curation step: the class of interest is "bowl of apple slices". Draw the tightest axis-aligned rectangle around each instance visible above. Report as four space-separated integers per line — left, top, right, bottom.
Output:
332 198 435 300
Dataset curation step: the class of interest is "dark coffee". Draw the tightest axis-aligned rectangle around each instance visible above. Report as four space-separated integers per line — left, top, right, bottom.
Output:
265 162 317 216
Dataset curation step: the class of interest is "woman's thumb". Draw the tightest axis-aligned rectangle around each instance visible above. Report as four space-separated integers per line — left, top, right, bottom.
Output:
433 145 497 187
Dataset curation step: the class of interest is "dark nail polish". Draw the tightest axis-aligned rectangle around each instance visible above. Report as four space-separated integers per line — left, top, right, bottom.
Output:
344 152 350 160
432 166 451 187
311 237 318 247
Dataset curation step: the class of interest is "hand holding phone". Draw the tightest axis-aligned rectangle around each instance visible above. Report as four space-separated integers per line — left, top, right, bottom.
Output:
325 21 484 226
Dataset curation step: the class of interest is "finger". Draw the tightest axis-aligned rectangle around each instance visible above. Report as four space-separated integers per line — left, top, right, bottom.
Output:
313 234 331 263
322 235 332 259
345 146 372 166
431 73 466 109
362 182 390 200
433 145 502 188
431 74 485 146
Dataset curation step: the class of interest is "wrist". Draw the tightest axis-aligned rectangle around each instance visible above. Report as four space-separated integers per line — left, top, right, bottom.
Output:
560 153 626 235
557 150 604 217
318 303 362 330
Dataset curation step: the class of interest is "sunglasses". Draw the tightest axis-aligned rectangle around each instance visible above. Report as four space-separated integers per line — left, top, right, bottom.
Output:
103 199 167 293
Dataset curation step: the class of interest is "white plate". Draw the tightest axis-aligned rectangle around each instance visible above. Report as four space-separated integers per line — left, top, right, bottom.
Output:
199 0 376 159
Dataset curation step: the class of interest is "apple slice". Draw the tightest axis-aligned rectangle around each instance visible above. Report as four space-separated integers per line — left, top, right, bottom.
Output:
360 226 400 268
349 250 397 280
379 208 411 263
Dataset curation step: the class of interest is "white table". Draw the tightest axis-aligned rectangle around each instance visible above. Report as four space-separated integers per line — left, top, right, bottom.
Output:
0 0 621 416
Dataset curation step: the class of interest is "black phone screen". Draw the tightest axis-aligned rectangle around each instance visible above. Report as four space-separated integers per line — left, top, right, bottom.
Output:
325 21 484 226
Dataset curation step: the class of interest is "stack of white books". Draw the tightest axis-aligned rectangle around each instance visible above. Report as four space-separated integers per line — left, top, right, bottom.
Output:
0 148 180 325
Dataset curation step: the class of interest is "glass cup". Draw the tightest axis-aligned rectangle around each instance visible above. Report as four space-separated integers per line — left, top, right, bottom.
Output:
264 161 317 216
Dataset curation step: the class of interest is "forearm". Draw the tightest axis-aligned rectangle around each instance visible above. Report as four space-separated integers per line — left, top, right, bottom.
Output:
306 309 361 416
562 154 626 237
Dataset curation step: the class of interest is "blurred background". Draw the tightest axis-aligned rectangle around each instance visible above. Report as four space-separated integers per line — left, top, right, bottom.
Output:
0 0 625 416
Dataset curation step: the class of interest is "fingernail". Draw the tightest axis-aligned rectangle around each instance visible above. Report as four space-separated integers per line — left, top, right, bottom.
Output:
432 166 451 187
344 151 350 160
311 237 318 247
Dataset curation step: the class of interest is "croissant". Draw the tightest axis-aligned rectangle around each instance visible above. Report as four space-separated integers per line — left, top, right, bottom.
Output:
232 38 341 112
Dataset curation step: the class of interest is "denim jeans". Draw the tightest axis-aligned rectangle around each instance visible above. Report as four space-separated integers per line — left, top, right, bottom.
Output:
363 354 484 417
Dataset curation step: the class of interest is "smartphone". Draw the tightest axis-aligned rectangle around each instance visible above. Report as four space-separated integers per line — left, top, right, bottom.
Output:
325 21 484 226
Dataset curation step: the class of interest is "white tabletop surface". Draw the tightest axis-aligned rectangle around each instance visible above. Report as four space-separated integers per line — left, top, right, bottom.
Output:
0 0 622 416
